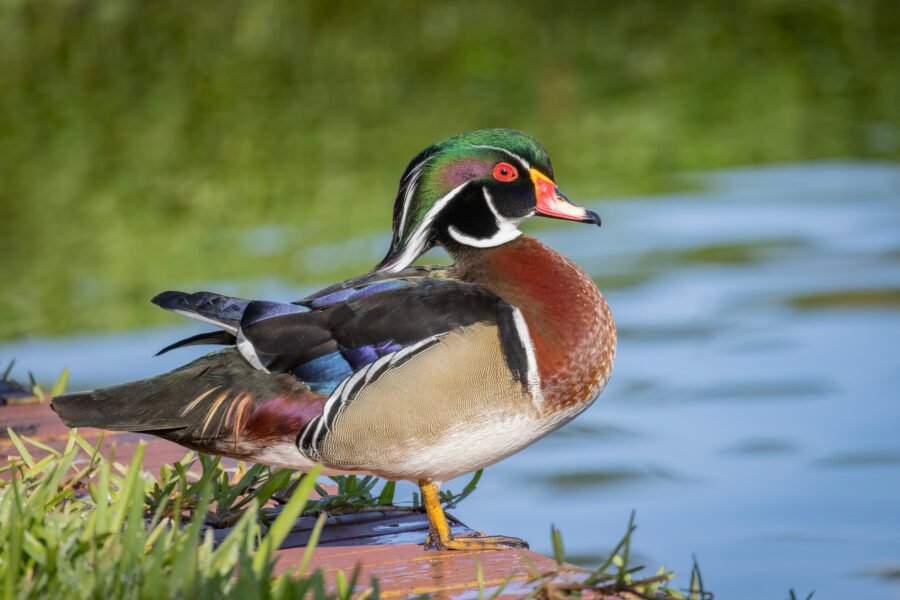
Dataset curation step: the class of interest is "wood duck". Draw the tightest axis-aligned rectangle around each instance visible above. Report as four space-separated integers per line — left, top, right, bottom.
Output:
52 129 617 551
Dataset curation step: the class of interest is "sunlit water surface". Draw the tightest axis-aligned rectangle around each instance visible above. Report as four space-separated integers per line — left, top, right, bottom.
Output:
4 162 899 599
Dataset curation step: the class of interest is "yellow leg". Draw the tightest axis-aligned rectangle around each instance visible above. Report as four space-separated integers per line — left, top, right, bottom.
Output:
420 480 529 551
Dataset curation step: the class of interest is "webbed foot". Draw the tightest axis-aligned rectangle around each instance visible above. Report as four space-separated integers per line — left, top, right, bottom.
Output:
425 531 529 551
419 480 529 552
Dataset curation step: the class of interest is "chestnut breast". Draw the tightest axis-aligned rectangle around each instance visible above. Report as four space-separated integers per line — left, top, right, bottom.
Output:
453 236 616 411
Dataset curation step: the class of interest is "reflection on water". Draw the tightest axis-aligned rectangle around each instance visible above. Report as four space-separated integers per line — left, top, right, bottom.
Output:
2 162 899 598
789 289 900 309
724 437 799 457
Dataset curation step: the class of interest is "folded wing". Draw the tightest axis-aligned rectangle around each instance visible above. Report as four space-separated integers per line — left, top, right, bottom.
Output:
152 269 531 397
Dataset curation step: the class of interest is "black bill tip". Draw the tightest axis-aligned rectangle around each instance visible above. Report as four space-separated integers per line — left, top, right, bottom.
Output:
585 210 602 227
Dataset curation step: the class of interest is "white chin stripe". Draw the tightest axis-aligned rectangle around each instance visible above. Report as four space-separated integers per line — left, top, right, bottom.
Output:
447 224 522 248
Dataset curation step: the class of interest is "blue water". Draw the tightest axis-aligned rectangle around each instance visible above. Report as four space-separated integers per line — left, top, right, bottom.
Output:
4 162 899 598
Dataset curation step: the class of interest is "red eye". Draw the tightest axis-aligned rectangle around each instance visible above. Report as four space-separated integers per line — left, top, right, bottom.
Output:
492 162 518 182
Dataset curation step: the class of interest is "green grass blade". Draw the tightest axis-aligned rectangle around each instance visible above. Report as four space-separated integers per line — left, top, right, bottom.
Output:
297 512 327 577
5 429 33 468
253 464 322 575
377 480 396 506
50 368 69 397
550 524 565 565
475 558 485 600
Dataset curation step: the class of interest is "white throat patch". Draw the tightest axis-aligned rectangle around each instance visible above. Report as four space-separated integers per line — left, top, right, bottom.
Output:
447 187 525 248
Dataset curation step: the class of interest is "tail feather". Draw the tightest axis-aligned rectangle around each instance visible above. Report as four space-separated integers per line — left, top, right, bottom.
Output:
154 330 237 356
151 291 249 334
51 349 322 455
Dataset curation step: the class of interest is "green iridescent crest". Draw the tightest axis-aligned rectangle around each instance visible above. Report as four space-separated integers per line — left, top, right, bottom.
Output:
380 129 553 271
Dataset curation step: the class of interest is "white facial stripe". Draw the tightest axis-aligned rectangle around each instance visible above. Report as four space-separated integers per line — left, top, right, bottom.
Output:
381 143 533 272
482 187 504 221
396 156 433 243
511 307 544 410
378 181 469 273
395 169 420 243
394 143 531 247
471 144 531 171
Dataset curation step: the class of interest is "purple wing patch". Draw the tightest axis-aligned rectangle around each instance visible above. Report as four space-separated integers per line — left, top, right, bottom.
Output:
241 300 307 327
341 339 403 370
307 279 411 308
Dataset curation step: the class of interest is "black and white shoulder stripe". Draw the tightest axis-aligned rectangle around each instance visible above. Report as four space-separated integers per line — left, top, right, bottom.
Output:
296 335 443 459
496 305 544 410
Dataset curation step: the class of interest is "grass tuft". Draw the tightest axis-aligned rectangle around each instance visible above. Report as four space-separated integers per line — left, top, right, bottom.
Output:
515 511 713 599
0 430 370 599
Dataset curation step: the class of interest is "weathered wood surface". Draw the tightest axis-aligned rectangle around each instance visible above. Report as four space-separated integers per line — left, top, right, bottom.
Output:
2 401 587 598
1 399 191 471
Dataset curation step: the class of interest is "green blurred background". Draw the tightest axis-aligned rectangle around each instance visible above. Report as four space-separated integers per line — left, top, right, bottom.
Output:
1 0 897 339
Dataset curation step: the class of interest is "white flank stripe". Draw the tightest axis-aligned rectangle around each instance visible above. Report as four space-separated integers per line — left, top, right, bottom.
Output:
306 334 444 455
310 415 328 448
511 307 544 410
388 335 440 366
236 329 269 373
313 352 372 442
364 353 396 383
297 420 313 450
313 377 350 441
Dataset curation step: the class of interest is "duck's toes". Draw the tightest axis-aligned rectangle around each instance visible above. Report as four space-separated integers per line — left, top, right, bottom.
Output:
424 532 530 551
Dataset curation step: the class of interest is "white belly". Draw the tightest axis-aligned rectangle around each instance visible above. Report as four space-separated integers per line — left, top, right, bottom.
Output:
368 403 587 483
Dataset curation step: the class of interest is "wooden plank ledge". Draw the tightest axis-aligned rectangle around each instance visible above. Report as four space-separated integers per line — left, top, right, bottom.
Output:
2 400 590 598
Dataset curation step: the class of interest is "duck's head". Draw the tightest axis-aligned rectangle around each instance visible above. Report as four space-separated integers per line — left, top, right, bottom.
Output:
376 129 601 273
